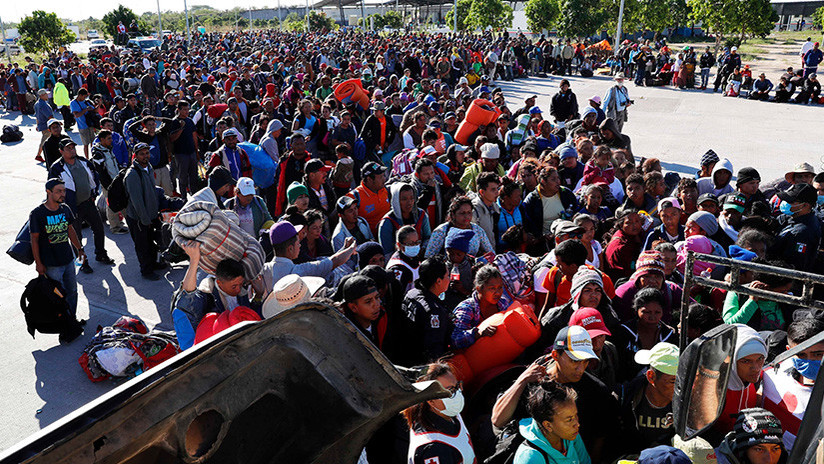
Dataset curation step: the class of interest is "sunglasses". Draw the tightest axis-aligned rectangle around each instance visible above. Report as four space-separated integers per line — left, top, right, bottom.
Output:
445 381 463 395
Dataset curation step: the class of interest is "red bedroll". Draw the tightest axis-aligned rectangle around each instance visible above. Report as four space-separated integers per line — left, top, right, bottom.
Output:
194 306 262 346
454 98 502 145
206 103 229 119
334 79 370 111
449 301 542 382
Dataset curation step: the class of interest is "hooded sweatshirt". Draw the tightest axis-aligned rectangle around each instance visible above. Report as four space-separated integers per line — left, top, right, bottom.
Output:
259 119 282 162
377 182 431 255
514 418 591 464
712 325 767 437
697 158 734 196
598 118 631 151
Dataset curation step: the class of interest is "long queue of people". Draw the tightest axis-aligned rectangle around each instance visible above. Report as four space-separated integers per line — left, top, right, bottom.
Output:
11 27 824 464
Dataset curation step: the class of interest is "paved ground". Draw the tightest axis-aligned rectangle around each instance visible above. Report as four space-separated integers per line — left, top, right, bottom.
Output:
0 73 820 453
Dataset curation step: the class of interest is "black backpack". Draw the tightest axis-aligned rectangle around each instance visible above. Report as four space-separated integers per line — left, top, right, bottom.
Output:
20 275 82 339
107 167 130 213
484 432 550 464
0 124 23 143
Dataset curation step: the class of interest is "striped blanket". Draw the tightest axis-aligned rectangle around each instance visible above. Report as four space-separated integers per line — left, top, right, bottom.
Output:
172 201 265 281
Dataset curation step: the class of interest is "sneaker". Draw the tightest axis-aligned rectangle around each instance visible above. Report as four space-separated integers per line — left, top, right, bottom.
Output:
111 227 129 234
95 254 115 265
79 261 94 274
142 271 161 281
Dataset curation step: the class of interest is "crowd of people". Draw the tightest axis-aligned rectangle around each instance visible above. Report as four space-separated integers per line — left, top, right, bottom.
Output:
7 26 824 464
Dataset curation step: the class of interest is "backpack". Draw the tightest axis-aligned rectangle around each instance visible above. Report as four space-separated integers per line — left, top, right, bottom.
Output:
20 275 82 339
0 124 23 143
7 220 33 265
484 431 550 464
107 167 130 213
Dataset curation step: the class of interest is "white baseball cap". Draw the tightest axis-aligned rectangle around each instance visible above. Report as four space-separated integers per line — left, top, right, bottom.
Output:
480 143 500 160
262 274 325 319
237 177 255 196
553 325 598 361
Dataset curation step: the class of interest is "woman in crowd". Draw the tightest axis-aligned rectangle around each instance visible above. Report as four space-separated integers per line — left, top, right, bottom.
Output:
297 209 334 263
573 213 605 269
398 257 453 366
613 288 678 381
451 265 509 349
404 363 476 464
605 208 645 282
613 250 685 323
425 196 494 258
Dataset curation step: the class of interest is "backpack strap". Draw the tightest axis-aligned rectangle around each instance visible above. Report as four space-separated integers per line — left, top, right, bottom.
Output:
524 440 551 464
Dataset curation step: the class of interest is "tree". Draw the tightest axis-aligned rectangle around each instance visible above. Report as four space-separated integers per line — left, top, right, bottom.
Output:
103 5 146 38
18 11 76 55
382 10 404 29
814 5 824 28
308 11 337 31
464 0 514 30
445 0 472 31
555 0 605 38
636 0 673 40
687 0 731 51
525 0 560 33
732 0 778 41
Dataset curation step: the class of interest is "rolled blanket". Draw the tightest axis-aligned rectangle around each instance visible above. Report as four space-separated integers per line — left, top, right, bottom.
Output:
334 79 369 111
172 201 265 281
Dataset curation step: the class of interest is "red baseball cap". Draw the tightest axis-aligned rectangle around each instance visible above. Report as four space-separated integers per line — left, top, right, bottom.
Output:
568 307 611 338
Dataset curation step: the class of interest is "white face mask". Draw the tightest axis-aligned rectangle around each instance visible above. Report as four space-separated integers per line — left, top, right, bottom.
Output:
617 81 624 87
439 390 465 417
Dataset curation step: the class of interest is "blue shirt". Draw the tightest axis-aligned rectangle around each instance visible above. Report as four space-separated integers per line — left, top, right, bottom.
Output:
70 99 91 130
497 199 522 248
34 99 54 131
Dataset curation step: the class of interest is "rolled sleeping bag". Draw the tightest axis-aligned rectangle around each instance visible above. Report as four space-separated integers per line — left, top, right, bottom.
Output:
448 301 542 382
239 141 277 189
454 99 503 145
171 201 265 281
193 306 262 346
334 79 369 111
207 103 229 119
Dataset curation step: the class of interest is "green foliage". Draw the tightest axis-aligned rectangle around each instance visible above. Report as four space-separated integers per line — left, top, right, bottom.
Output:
308 11 337 31
815 6 824 28
688 0 777 44
445 0 472 31
464 0 514 30
284 12 307 32
18 11 76 54
381 11 404 29
636 0 673 36
555 0 605 37
102 5 143 38
524 0 560 33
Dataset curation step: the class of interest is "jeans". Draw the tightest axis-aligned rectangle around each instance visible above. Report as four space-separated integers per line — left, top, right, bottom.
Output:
700 68 711 88
504 65 513 80
635 68 646 85
73 197 107 258
175 152 199 196
46 263 78 317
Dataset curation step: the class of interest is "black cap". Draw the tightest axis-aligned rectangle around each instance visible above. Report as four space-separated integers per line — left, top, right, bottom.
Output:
342 275 378 302
58 137 77 149
736 167 761 186
133 142 150 153
45 178 65 191
777 183 817 206
336 195 357 214
361 162 388 178
697 193 719 206
305 158 330 174
207 166 234 191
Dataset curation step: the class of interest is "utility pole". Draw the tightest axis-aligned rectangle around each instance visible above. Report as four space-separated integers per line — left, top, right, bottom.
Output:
184 0 192 46
615 0 625 55
249 8 253 30
306 0 310 31
278 0 283 30
0 15 10 64
360 0 366 30
453 0 457 31
156 0 163 37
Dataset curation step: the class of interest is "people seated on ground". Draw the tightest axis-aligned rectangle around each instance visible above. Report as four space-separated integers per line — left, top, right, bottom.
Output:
749 73 773 100
644 197 685 250
536 238 616 316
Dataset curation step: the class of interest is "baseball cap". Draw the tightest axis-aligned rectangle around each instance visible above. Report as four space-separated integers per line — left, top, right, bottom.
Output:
236 177 255 196
671 435 717 464
637 445 692 464
336 195 357 214
342 275 378 302
58 137 77 148
657 197 682 212
37 89 49 96
371 100 386 111
697 193 719 206
133 142 150 153
269 221 303 246
480 143 500 160
47 118 62 127
551 220 583 237
529 105 543 114
777 182 817 206
553 326 598 361
45 178 65 191
723 193 746 213
305 158 331 174
362 161 388 178
222 127 240 139
634 342 679 376
568 307 611 338
444 111 457 120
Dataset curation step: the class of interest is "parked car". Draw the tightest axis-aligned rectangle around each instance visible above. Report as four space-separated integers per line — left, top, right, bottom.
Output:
87 29 100 39
89 39 108 51
0 43 22 55
125 37 162 53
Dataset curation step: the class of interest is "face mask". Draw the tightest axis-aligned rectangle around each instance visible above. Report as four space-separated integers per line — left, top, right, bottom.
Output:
779 200 794 216
617 81 624 87
403 244 420 258
817 195 824 206
439 389 464 417
792 357 821 380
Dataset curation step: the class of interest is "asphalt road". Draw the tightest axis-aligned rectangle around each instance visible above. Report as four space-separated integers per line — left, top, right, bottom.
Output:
0 73 819 453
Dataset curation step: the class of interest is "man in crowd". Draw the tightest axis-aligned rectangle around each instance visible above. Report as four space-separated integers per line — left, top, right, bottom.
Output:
123 143 166 280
